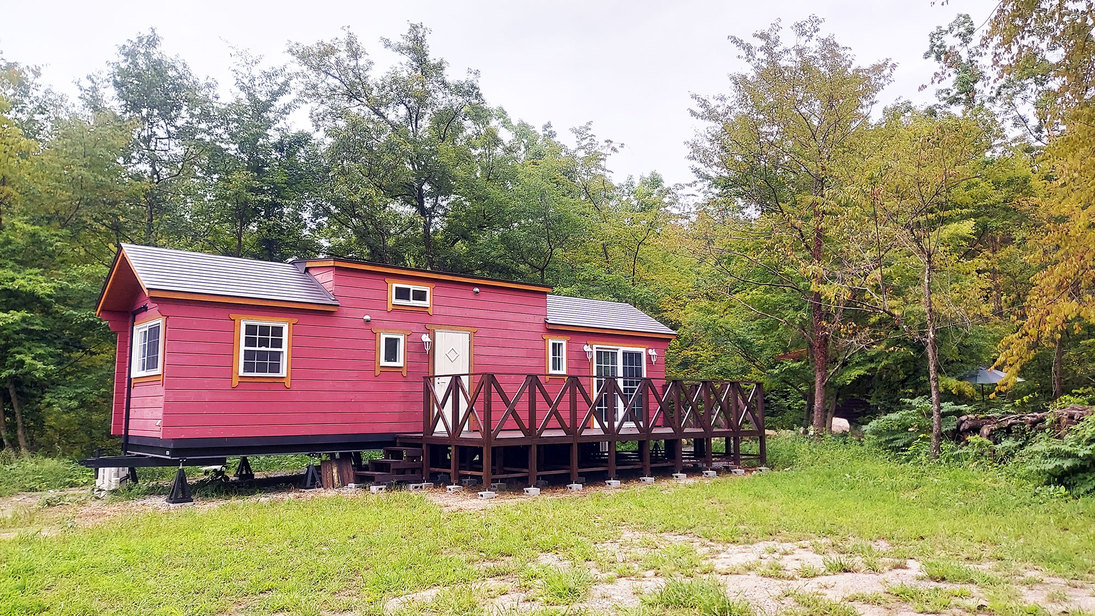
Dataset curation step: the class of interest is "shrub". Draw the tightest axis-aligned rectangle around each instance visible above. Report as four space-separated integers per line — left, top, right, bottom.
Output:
1021 414 1095 496
0 454 93 497
863 397 970 455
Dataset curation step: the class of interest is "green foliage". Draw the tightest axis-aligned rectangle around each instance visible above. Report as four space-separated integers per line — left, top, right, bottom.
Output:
863 396 970 454
0 453 92 497
1021 415 1095 496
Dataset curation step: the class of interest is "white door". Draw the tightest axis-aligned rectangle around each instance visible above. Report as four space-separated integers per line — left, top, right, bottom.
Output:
432 330 471 431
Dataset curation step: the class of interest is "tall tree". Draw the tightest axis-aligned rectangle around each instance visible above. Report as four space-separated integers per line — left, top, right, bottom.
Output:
198 54 319 261
989 1 1095 392
864 108 996 457
292 24 484 268
109 30 212 246
689 17 893 432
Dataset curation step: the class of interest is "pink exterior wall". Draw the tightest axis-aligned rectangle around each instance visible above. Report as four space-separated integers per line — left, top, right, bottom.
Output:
104 292 165 438
110 265 671 441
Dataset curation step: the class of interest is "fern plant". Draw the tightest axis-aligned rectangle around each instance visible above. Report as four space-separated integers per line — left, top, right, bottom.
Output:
1022 414 1095 496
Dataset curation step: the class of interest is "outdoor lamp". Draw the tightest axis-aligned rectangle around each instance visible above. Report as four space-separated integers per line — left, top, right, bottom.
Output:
421 333 432 353
583 344 594 360
648 348 658 365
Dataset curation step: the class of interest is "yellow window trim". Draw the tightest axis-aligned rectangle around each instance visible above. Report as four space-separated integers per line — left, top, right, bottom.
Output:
386 279 435 315
230 314 297 388
372 328 411 376
543 334 570 380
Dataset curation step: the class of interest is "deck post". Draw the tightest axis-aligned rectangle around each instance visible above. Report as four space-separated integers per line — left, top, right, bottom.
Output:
757 383 767 465
673 439 683 473
733 436 741 465
607 438 617 480
422 443 431 483
450 444 459 485
528 443 538 487
571 440 580 485
483 377 494 489
482 445 492 490
640 440 650 477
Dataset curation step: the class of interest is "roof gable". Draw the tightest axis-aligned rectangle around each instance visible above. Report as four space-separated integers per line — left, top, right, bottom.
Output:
546 295 676 337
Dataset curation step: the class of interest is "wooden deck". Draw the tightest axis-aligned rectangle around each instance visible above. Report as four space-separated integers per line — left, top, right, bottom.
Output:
399 373 766 488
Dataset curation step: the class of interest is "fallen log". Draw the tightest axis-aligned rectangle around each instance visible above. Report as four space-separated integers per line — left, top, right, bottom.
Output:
956 405 1092 442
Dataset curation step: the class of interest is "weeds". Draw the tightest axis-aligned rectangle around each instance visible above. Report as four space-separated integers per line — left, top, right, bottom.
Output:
645 577 753 616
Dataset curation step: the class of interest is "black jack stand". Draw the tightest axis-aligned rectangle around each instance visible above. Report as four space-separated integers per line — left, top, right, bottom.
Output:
235 456 255 482
166 465 193 504
302 463 322 490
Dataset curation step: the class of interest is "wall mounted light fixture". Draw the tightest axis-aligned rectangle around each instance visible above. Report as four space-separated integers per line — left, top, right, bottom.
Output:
421 333 432 353
647 348 658 365
583 343 594 360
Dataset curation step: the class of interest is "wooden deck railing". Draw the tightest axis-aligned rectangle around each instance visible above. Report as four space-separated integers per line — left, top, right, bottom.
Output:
422 373 765 445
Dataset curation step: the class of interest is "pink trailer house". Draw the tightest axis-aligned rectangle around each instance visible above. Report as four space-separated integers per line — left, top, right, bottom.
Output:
90 244 764 495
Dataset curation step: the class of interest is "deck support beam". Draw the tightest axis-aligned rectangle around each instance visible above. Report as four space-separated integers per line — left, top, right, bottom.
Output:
482 445 492 490
640 441 651 477
528 443 538 487
450 445 459 486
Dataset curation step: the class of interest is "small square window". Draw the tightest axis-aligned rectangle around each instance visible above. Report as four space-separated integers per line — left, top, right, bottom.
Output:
380 333 405 368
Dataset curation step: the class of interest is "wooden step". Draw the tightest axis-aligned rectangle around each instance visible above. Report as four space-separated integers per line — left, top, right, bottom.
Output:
369 459 422 472
354 471 424 484
383 446 423 459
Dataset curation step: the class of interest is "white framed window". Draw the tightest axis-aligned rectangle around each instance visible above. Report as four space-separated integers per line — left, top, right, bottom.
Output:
379 332 405 368
391 283 430 308
131 319 163 378
548 339 567 374
239 320 288 377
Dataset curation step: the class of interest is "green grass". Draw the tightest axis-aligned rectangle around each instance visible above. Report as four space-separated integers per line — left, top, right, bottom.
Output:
783 591 859 616
884 583 973 613
2 436 1095 615
644 577 753 616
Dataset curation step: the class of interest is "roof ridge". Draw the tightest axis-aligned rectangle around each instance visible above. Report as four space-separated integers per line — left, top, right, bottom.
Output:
122 243 299 267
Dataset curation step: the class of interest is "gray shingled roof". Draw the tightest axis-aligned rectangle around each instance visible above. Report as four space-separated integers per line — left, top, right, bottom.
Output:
546 295 676 336
121 244 339 306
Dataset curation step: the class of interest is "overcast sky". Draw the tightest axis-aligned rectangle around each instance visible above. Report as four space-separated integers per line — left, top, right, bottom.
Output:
2 0 999 187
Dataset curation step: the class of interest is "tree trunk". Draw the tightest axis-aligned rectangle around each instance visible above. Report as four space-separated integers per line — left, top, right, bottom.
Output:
1052 332 1065 400
0 389 14 453
422 214 434 269
7 379 28 456
923 261 943 460
809 189 830 435
810 293 831 434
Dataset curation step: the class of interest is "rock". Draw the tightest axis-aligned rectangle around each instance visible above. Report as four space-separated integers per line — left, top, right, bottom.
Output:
832 417 851 433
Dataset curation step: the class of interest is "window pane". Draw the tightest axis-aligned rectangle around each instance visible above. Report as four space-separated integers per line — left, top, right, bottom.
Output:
411 288 428 302
383 336 401 364
243 349 282 374
550 341 564 372
245 324 258 337
394 286 411 301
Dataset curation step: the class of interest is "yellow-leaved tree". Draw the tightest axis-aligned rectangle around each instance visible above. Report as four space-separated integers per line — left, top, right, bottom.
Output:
989 1 1095 394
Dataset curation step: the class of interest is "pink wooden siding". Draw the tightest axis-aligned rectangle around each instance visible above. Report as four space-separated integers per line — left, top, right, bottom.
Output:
104 292 166 438
110 264 671 441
